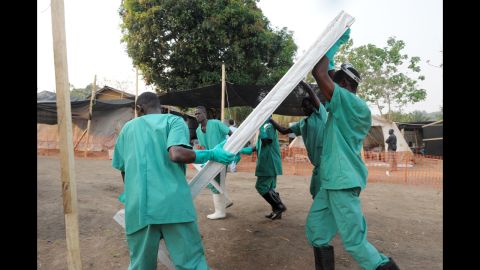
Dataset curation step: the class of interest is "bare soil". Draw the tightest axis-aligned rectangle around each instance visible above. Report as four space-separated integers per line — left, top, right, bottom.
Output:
37 156 442 269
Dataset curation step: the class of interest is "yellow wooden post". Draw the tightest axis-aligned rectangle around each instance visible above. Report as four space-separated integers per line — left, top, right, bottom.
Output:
51 0 82 268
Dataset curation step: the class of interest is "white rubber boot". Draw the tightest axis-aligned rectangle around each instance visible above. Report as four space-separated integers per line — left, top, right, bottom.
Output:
207 194 226 220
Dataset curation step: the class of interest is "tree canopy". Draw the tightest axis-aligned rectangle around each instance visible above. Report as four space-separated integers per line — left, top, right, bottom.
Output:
335 37 426 119
120 0 297 92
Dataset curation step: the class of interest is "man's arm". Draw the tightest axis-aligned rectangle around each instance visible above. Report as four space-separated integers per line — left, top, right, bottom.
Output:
269 118 292 135
169 146 197 163
312 56 335 101
169 142 236 165
299 81 321 110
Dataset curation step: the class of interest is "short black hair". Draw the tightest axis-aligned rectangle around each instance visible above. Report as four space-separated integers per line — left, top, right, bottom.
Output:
137 92 160 108
229 119 234 125
196 106 207 114
333 68 361 91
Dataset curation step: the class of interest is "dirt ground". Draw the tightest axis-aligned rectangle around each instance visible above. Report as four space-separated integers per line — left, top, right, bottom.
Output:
37 156 442 270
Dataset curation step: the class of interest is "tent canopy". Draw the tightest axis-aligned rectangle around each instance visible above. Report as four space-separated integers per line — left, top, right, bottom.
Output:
158 82 327 116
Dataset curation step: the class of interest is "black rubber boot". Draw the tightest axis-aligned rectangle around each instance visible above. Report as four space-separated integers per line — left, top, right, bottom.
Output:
269 190 286 220
376 257 400 270
261 190 278 218
313 245 334 270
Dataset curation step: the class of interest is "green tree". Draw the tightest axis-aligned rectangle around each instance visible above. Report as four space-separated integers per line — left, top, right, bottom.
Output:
336 38 426 120
70 83 102 100
119 0 297 93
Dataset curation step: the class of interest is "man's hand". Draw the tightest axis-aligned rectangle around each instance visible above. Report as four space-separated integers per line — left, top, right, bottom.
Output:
239 147 254 155
211 140 236 165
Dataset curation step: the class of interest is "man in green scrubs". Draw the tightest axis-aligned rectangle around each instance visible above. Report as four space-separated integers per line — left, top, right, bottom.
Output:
247 117 286 220
269 80 328 199
195 106 233 220
306 29 400 270
112 92 236 270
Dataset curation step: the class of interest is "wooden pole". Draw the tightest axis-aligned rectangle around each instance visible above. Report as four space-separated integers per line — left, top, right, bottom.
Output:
135 67 139 118
84 75 96 157
221 63 225 121
73 129 88 150
51 0 82 268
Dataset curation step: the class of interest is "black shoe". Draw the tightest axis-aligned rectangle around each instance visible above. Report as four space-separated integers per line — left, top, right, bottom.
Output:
262 189 287 220
313 246 334 270
376 258 400 270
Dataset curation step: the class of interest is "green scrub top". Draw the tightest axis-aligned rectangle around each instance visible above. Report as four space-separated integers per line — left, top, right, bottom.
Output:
255 121 283 177
290 105 328 167
320 83 371 190
112 114 196 235
196 119 230 150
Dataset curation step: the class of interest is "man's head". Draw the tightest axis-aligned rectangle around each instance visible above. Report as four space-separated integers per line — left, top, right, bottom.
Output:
333 63 361 94
301 97 315 116
229 119 235 126
136 92 161 116
389 129 394 135
195 106 207 123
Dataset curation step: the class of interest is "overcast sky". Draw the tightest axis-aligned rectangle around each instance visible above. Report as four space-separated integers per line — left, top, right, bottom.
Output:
37 0 442 114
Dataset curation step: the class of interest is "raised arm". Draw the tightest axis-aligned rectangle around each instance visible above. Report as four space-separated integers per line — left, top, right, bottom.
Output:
312 28 351 101
312 56 335 101
269 118 292 135
299 81 320 110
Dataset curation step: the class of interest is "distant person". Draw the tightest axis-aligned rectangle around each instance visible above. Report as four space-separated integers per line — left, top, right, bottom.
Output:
240 116 286 220
385 129 397 173
112 92 236 269
195 106 233 219
270 80 328 198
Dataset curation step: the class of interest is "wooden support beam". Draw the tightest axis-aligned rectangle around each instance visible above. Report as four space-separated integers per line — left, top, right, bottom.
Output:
221 63 225 121
51 0 82 268
84 75 96 157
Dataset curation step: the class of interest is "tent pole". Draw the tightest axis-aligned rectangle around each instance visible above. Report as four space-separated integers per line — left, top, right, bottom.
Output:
135 67 139 118
221 63 225 121
84 75 96 157
51 0 82 268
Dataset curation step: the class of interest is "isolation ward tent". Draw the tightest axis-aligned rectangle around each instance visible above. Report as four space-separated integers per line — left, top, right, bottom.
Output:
37 86 196 155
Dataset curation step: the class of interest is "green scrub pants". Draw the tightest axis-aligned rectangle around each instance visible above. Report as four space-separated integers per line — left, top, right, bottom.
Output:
126 222 210 270
255 176 277 195
305 187 389 270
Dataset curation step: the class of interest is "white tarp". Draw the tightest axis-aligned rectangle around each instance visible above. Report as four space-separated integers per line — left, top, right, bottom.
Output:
189 11 355 198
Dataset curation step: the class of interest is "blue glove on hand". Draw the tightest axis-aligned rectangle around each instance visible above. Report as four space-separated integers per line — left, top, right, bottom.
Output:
193 149 213 164
325 28 351 70
234 154 241 164
194 142 235 165
239 147 253 155
211 140 236 164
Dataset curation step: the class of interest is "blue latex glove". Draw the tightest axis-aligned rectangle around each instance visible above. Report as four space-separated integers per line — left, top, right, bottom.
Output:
234 154 241 164
239 147 253 155
325 28 351 70
194 140 236 165
194 149 213 164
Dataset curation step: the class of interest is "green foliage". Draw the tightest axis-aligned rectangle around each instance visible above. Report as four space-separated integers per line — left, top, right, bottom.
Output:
120 0 297 93
335 37 426 118
70 83 101 100
389 110 442 122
